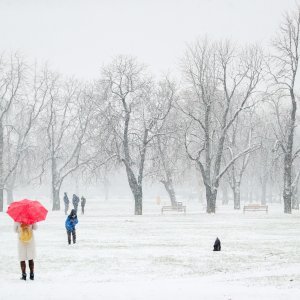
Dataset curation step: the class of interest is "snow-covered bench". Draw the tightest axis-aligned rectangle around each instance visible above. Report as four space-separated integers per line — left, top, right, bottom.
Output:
161 202 186 214
243 204 268 213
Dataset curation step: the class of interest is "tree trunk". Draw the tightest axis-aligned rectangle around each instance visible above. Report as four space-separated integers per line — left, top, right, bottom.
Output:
292 184 299 210
196 174 204 204
283 154 292 213
104 177 109 201
51 157 60 211
0 187 3 212
6 188 14 204
233 182 241 209
162 179 177 207
205 185 217 213
123 162 143 215
261 176 267 205
52 187 60 211
134 185 143 215
268 188 273 204
6 169 17 205
249 182 253 203
0 121 4 212
221 183 229 205
283 91 296 214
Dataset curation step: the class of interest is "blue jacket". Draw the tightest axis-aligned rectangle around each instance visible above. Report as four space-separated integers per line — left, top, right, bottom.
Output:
65 215 78 231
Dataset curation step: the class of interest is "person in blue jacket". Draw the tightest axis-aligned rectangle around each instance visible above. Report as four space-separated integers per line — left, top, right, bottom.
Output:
65 209 78 245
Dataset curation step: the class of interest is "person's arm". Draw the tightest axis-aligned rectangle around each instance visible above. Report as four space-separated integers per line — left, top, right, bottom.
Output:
65 217 70 230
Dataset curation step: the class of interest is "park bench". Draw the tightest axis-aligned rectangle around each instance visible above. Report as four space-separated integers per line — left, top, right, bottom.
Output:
161 202 186 214
243 204 268 214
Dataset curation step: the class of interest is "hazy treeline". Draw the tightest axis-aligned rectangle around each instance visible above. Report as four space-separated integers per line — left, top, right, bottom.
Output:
0 5 299 214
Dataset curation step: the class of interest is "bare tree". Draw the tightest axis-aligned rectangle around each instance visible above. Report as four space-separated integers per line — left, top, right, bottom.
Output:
3 64 50 204
148 79 186 207
180 39 262 213
37 74 96 210
101 56 172 215
268 5 300 213
0 53 26 211
225 111 259 209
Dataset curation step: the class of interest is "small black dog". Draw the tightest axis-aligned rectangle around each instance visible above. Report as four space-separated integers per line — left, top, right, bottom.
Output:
213 237 221 251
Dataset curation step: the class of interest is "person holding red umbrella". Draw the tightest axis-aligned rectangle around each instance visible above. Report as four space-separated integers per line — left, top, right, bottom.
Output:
7 199 48 281
14 222 37 280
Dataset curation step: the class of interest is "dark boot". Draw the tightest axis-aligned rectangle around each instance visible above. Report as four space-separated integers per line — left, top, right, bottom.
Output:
67 231 71 244
29 260 34 280
72 229 76 244
20 261 26 280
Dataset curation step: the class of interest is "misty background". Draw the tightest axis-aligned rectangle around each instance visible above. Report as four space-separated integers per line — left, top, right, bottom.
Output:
0 0 299 214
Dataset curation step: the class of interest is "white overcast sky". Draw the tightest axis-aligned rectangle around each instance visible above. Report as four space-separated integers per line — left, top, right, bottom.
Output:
0 0 297 80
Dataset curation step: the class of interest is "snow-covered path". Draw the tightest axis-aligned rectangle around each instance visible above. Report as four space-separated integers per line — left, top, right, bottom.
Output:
0 199 299 299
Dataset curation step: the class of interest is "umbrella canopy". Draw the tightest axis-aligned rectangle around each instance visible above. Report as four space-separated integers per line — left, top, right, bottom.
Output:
6 199 48 225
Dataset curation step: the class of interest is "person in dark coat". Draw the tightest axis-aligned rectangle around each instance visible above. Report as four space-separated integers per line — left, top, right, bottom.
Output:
81 196 86 215
63 192 69 215
72 194 80 212
65 209 78 245
213 237 221 251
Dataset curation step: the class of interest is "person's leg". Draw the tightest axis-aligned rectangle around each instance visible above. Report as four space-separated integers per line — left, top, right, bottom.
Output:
29 259 34 280
83 206 85 215
67 230 71 244
72 229 76 244
20 261 26 280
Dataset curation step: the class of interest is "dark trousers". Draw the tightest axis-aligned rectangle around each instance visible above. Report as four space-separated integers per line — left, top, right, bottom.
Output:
67 229 76 244
20 259 34 274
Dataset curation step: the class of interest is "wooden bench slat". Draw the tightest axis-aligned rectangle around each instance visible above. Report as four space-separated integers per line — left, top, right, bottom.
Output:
161 204 186 214
243 205 268 213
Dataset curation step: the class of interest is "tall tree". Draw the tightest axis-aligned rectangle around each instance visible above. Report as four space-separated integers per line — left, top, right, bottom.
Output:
225 111 259 209
4 64 49 204
0 54 25 211
269 5 300 213
37 74 96 210
101 56 172 215
180 39 262 213
148 80 185 207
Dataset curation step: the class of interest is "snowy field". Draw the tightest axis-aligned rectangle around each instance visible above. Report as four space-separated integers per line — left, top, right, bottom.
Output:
0 198 300 300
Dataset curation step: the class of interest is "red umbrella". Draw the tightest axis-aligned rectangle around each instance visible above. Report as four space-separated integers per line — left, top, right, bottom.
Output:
6 199 48 225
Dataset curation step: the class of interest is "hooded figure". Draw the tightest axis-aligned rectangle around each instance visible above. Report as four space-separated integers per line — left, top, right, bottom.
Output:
63 192 69 215
72 194 80 212
81 196 86 215
65 209 78 245
213 237 221 251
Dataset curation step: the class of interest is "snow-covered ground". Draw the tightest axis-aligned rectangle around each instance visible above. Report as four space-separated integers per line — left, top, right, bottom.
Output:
0 198 300 300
